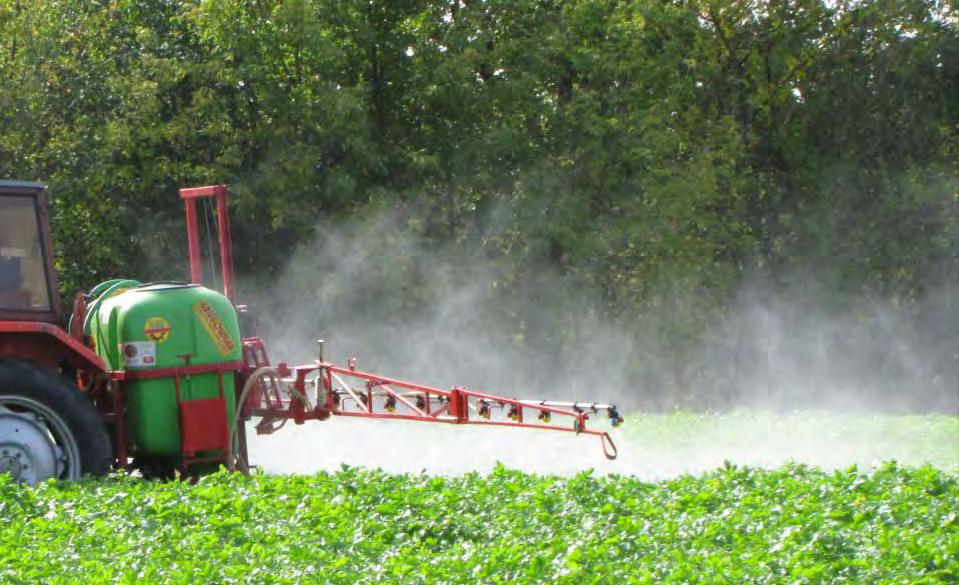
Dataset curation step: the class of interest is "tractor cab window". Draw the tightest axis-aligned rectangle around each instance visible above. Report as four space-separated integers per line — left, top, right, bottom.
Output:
0 195 52 311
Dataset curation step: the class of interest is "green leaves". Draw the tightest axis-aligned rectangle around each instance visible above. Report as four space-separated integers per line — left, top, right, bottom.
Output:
0 0 955 408
1 462 957 583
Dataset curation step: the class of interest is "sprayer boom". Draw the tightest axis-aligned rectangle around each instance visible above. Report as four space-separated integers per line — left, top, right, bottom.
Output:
238 338 620 460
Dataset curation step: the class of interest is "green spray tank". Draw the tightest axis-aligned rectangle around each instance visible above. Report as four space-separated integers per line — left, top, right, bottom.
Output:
85 281 241 459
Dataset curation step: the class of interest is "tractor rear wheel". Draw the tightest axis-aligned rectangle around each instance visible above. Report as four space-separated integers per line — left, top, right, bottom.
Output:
0 359 112 484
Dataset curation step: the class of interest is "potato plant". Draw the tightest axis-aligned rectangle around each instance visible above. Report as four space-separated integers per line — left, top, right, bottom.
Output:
1 462 956 584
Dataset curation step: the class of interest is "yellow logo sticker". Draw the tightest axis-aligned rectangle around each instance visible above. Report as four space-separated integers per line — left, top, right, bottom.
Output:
194 301 236 356
143 317 171 343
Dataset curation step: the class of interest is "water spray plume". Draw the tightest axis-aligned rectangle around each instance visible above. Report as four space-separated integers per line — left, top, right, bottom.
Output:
243 204 957 477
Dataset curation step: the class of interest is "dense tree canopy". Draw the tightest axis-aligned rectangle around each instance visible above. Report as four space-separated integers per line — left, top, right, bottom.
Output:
1 0 956 408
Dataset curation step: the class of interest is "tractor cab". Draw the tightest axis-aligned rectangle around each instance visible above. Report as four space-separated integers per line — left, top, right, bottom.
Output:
0 181 59 321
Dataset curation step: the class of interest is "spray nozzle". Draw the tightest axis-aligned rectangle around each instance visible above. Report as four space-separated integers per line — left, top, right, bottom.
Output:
537 410 551 423
608 405 623 427
478 402 491 419
415 395 427 411
507 404 520 421
384 395 397 413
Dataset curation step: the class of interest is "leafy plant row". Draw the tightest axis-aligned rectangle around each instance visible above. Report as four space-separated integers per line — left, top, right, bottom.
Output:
1 463 957 584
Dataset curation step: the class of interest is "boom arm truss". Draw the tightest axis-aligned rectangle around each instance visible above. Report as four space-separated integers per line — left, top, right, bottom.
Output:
239 338 620 460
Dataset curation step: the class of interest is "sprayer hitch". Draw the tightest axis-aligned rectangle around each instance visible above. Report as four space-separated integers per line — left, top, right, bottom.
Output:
237 338 620 460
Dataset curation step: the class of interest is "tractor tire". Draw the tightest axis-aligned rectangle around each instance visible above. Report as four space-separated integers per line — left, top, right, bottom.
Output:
0 359 112 484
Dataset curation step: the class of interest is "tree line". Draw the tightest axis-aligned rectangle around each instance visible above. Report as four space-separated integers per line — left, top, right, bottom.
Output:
1 0 956 408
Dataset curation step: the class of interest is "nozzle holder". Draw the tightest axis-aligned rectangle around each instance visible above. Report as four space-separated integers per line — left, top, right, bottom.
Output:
607 405 623 427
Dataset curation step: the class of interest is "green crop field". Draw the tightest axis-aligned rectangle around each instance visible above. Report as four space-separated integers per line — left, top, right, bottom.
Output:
247 408 959 478
2 412 958 584
617 410 959 475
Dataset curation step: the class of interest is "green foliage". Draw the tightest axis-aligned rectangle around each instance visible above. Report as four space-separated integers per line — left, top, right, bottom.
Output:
0 462 956 583
621 410 959 473
0 0 955 404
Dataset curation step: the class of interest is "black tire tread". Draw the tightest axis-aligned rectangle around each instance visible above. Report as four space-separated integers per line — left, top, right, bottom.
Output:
0 358 112 478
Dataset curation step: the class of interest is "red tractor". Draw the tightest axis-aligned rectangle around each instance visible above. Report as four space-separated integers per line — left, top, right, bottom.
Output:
0 180 620 484
0 181 113 482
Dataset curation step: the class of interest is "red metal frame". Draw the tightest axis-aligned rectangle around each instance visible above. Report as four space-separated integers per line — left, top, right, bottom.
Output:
179 185 235 303
108 360 244 472
0 321 106 372
237 351 619 460
110 379 128 469
111 360 244 382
